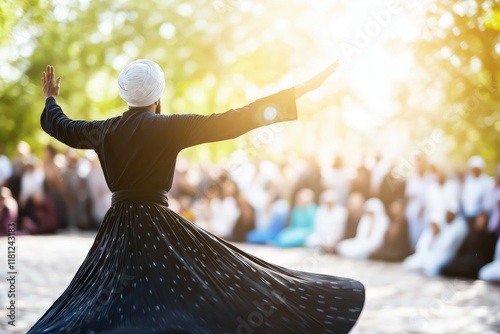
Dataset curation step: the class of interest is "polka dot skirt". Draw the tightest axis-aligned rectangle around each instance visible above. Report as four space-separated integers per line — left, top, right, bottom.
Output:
28 201 365 334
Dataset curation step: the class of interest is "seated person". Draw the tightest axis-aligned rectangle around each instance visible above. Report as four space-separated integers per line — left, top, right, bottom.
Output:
441 213 497 279
478 236 500 282
341 192 365 240
306 189 347 249
370 199 411 262
336 198 389 260
0 187 20 236
21 191 58 234
246 199 289 244
273 188 316 248
403 204 467 276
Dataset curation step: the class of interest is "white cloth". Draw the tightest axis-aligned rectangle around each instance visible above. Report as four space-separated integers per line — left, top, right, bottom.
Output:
209 197 240 238
86 165 112 223
403 216 468 276
19 168 44 205
0 155 12 186
426 179 459 225
485 186 500 233
460 174 494 217
405 173 433 248
118 59 165 107
321 167 350 205
479 237 500 282
336 198 389 259
306 204 347 247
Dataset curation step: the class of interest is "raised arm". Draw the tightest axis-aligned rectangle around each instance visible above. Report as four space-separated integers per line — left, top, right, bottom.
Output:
41 65 104 149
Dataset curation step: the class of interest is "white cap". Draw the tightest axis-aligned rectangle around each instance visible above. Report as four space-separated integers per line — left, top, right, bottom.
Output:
117 59 165 107
468 155 485 170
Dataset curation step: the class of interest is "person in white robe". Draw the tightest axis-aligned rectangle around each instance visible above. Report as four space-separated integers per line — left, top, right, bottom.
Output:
403 202 468 277
306 190 347 249
405 160 433 250
460 156 494 228
336 198 389 260
479 236 500 282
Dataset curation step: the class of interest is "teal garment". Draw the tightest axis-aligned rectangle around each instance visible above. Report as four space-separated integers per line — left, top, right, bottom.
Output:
274 204 317 248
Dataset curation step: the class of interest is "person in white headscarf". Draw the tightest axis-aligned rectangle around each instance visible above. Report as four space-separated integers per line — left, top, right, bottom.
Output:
403 200 468 277
460 155 494 228
306 189 347 249
336 198 389 260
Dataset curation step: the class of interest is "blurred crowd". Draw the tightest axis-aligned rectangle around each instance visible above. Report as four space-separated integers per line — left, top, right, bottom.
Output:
1 141 499 282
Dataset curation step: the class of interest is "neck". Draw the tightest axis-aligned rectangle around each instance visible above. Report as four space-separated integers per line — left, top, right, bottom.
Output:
130 107 155 113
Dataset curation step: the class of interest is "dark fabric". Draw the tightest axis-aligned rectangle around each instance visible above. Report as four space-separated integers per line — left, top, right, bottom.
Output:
378 175 405 213
29 88 365 333
369 218 411 262
440 230 497 279
21 197 58 234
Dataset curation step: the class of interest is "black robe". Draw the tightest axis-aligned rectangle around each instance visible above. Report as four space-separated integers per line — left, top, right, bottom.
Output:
28 89 365 334
440 228 497 279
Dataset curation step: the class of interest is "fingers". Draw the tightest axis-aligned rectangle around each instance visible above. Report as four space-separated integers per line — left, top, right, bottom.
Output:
321 60 340 77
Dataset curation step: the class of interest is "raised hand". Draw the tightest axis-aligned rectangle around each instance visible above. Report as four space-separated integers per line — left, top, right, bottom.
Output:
294 60 339 100
41 65 61 99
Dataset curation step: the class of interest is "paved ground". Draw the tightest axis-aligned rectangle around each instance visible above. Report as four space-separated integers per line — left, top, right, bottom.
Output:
1 232 499 334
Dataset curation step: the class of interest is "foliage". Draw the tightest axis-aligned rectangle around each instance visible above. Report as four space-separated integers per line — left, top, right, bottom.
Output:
0 0 499 171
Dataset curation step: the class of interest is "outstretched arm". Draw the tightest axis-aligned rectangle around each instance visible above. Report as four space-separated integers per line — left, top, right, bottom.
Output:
165 60 340 149
294 60 339 100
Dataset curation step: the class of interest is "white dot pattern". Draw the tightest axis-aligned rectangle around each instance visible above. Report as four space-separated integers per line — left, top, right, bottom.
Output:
27 200 364 334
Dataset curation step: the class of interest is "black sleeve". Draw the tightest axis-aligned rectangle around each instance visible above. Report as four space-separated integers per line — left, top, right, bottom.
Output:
163 88 297 150
41 97 105 149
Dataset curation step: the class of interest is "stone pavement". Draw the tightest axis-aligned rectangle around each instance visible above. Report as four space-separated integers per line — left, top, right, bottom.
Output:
1 232 499 334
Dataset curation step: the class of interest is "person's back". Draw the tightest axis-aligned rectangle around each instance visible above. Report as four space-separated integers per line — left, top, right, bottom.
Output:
29 60 365 334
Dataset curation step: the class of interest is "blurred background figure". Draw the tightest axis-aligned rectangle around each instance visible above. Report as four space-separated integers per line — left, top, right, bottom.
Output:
246 181 289 244
342 192 365 241
479 237 500 282
0 144 13 187
274 188 316 248
336 198 389 260
404 154 432 251
42 144 68 229
85 151 111 227
369 199 411 262
7 141 31 202
306 189 347 251
378 164 406 212
225 178 255 242
403 204 467 277
350 155 371 201
321 155 350 205
440 212 497 279
460 156 494 229
0 187 19 236
62 149 92 230
20 191 58 235
370 153 390 198
19 155 44 209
